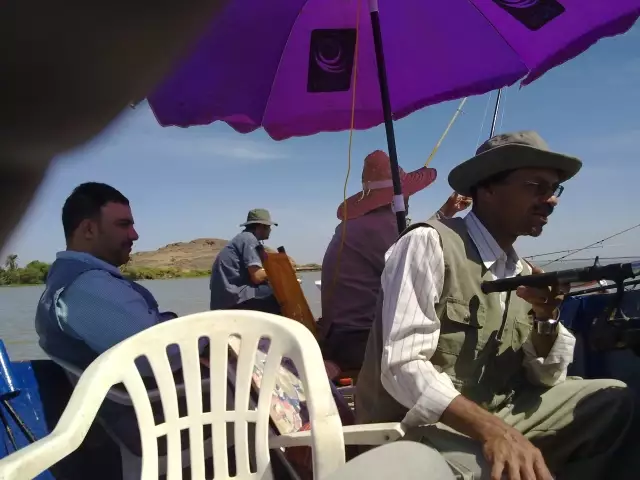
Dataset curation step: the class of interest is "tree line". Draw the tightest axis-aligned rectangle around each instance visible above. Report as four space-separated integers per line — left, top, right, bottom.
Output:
0 254 210 286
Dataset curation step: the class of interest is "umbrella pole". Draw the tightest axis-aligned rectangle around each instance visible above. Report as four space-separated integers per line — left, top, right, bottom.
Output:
369 0 406 234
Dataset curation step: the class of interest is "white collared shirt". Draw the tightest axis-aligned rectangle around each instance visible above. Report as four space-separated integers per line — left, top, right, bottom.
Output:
379 211 576 427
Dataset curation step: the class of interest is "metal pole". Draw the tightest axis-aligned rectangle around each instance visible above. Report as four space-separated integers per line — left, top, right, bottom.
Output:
369 0 406 234
489 88 502 138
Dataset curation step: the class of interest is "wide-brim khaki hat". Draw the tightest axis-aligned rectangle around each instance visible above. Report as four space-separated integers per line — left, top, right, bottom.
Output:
448 131 582 196
240 208 278 227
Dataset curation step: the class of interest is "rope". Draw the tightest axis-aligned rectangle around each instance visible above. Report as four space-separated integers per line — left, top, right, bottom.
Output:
323 0 363 328
525 243 628 260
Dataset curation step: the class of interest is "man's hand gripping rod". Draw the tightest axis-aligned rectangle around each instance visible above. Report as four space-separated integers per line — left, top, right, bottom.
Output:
481 261 640 294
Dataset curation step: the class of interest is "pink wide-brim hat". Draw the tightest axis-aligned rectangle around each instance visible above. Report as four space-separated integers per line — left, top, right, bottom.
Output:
337 150 437 221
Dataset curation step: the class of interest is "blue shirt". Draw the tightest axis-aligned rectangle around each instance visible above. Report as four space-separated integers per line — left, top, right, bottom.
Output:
209 231 270 309
56 251 181 373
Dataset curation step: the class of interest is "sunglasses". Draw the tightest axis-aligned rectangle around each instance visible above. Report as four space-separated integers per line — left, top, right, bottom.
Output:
522 180 564 198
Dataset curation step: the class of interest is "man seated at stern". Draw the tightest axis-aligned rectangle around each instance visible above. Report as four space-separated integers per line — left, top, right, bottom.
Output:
209 208 282 315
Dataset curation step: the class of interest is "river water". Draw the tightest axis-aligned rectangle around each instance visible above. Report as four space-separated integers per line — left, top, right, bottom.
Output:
1 257 634 362
0 271 322 361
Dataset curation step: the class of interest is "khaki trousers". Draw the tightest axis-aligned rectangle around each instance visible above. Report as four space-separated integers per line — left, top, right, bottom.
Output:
405 378 634 480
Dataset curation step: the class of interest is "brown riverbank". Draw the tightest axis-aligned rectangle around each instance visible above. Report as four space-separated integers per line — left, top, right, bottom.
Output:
129 238 320 272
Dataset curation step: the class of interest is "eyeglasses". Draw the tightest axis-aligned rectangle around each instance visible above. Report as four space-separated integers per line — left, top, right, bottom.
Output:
523 180 564 198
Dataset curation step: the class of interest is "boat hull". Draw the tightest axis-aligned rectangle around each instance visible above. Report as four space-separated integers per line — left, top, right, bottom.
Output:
0 354 121 479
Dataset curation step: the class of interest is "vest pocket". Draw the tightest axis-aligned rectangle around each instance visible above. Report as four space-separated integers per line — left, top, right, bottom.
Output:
436 298 487 356
444 297 485 327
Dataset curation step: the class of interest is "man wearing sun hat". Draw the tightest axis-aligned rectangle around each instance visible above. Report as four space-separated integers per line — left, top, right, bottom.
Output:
319 150 471 374
356 131 633 479
209 208 281 314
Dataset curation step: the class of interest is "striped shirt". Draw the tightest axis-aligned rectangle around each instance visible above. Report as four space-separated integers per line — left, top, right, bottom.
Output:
380 211 576 427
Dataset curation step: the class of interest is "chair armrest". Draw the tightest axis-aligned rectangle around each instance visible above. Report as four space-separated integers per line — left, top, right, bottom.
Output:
0 430 72 479
269 422 405 449
341 423 405 445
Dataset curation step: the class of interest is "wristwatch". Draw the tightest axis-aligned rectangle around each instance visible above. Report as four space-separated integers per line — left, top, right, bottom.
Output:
534 317 560 335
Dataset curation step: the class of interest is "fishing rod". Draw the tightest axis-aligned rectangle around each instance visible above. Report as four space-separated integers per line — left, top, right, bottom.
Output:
524 244 620 260
567 278 640 297
540 256 640 264
480 260 640 356
0 399 37 444
481 260 640 294
540 221 640 268
0 342 38 449
424 97 467 167
0 407 17 451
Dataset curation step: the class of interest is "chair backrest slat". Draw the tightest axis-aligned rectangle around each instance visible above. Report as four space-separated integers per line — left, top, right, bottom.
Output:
122 367 159 479
233 332 261 477
179 337 207 478
233 333 259 417
254 336 285 478
209 334 231 477
146 348 182 477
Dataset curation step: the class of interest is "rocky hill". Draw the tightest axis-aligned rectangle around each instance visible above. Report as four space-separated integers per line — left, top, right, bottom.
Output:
128 238 319 272
129 238 228 271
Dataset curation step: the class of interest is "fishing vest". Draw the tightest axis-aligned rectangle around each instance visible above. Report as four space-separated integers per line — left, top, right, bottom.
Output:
356 217 533 425
35 256 159 370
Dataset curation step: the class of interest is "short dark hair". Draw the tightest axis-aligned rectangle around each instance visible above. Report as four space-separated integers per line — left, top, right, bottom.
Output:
62 182 129 239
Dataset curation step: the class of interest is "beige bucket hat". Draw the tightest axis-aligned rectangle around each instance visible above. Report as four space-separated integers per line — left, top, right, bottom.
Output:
448 130 582 196
240 208 278 227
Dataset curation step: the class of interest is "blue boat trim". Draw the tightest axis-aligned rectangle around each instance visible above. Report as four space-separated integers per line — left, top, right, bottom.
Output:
0 343 121 479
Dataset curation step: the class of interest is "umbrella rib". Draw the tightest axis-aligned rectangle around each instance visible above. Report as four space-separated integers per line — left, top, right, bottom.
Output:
465 0 529 76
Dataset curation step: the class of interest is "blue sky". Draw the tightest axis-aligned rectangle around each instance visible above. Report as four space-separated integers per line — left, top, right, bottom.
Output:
4 25 640 266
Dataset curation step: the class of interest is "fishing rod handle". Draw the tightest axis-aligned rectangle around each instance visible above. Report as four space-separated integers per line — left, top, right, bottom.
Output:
480 271 560 294
481 262 639 294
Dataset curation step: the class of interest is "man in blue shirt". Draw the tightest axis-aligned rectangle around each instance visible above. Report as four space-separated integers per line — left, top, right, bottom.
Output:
34 182 212 457
35 182 181 373
209 208 281 314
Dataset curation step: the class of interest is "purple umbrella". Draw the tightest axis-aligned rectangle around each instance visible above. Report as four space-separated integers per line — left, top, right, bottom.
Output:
149 0 640 231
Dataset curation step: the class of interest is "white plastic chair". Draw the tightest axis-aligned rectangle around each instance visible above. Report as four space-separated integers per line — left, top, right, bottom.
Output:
48 355 214 480
0 310 404 479
48 355 211 406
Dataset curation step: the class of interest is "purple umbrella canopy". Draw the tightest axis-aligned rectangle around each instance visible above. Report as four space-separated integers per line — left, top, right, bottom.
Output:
148 0 640 140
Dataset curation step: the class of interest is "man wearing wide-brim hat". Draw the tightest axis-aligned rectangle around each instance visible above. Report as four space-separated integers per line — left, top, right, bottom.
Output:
357 131 633 479
209 208 281 314
319 150 471 374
